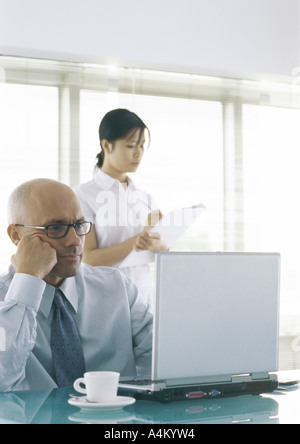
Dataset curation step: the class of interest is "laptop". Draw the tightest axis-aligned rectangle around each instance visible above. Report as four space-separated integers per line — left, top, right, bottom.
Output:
119 252 280 402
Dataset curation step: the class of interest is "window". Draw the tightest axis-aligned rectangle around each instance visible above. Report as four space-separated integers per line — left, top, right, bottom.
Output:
0 81 58 270
243 104 300 369
244 105 300 315
1 56 300 370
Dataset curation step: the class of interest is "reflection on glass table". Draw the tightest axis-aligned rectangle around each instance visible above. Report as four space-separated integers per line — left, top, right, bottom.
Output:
0 387 280 425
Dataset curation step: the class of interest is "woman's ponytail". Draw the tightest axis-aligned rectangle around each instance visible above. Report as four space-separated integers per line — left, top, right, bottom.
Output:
96 149 105 168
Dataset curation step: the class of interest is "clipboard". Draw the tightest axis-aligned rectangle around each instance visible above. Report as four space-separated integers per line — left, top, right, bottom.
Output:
119 203 206 268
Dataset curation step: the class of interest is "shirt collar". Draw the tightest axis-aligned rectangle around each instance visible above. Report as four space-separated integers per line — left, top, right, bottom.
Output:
39 275 79 319
8 265 79 319
94 169 136 191
94 169 115 190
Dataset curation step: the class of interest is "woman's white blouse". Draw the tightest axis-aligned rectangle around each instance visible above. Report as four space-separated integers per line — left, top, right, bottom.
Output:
73 170 158 307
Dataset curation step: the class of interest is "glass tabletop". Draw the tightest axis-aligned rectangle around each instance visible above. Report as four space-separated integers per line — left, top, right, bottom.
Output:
0 385 289 425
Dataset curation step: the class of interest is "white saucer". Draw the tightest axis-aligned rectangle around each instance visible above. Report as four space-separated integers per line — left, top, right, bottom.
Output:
68 395 136 412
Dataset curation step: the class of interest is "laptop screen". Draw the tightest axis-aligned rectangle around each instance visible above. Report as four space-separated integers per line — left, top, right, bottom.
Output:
152 252 280 382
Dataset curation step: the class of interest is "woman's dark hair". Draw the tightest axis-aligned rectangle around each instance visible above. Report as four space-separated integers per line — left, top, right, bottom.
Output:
96 109 150 169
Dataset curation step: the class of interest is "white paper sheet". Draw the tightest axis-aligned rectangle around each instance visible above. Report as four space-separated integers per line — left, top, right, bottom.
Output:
119 203 206 268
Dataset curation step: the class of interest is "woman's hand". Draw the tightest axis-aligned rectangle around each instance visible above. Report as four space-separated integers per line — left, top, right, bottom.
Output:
146 209 163 230
134 231 169 253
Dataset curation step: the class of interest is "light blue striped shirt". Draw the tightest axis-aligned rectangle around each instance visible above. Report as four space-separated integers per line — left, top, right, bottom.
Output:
0 264 153 392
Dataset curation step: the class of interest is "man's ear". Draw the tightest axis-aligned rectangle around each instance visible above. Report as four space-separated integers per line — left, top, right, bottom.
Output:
7 225 21 246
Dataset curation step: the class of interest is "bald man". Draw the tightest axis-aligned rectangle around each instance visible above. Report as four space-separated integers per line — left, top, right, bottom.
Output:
0 179 152 392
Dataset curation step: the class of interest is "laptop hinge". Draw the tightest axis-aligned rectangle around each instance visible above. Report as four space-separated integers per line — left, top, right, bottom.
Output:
165 375 232 387
164 373 271 388
251 372 270 380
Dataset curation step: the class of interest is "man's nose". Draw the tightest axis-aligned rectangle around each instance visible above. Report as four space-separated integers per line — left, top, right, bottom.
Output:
64 226 82 246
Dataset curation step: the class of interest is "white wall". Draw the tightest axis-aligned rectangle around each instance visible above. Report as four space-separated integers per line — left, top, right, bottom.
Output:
0 0 300 78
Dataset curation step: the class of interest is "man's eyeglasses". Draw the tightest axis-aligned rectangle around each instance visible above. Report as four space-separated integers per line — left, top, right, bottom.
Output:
14 222 93 239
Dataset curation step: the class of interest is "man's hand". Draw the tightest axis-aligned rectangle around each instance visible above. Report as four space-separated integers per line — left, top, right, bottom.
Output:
11 237 58 280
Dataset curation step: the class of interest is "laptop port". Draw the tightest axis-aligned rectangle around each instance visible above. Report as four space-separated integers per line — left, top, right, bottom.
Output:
187 391 207 399
210 390 221 397
164 392 172 401
174 391 184 398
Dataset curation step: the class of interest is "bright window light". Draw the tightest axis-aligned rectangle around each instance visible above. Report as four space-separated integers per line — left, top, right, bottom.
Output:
0 83 58 270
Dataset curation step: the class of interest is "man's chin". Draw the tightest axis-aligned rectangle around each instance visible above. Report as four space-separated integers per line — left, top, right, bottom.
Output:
45 260 82 285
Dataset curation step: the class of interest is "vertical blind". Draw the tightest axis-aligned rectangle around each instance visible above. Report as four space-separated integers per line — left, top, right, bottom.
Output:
1 56 300 369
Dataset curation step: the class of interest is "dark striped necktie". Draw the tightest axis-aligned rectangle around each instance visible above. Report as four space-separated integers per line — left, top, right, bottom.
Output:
50 289 86 387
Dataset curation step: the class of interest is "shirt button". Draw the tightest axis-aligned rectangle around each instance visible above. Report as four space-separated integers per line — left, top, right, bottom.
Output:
32 331 37 341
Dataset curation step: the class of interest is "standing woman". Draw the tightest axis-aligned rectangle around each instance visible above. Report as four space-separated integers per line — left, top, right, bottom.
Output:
74 109 168 308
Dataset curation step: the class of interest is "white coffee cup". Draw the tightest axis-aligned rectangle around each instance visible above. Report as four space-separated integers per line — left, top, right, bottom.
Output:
73 371 120 403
